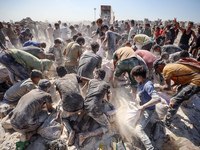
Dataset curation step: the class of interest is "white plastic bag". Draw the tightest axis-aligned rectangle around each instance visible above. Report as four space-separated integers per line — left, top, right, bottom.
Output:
126 102 141 127
5 36 15 49
97 47 104 58
101 59 114 82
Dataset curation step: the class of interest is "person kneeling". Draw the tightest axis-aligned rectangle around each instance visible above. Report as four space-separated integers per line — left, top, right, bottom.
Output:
5 79 54 141
78 69 111 146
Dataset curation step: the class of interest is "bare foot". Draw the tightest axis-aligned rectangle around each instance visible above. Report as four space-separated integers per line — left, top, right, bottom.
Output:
78 133 86 147
68 130 75 146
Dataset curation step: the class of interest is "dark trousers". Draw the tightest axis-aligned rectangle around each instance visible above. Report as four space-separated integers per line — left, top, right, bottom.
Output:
0 51 29 81
164 84 200 126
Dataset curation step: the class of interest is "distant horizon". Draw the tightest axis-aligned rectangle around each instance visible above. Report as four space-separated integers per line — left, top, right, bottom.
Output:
1 0 200 23
1 17 200 25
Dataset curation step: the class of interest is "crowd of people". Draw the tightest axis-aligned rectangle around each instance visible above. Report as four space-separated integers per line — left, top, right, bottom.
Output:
0 17 200 150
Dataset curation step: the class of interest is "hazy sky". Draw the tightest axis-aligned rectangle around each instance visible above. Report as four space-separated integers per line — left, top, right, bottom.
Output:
1 0 200 23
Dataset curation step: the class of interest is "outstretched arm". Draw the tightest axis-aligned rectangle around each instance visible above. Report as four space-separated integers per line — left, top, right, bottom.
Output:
173 18 185 33
138 97 160 110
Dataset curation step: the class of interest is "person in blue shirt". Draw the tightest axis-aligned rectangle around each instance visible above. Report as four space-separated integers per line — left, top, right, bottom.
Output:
19 28 33 44
131 65 161 150
23 41 46 49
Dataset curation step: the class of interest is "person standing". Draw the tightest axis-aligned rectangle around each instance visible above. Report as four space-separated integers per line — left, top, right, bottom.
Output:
61 23 68 42
78 42 102 79
6 23 18 47
53 23 61 40
174 18 196 51
143 24 151 37
128 20 137 41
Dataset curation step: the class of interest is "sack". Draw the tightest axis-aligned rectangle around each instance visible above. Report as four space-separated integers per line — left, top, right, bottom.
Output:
97 47 104 58
126 102 141 127
101 59 114 82
37 109 63 140
5 36 15 49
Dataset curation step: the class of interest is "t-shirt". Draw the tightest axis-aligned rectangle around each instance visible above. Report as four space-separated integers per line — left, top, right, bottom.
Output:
70 30 77 38
48 46 64 66
128 26 137 41
20 47 44 59
143 28 151 37
162 45 182 55
47 27 53 37
137 79 160 110
133 34 152 45
113 47 137 62
53 28 61 39
54 74 84 112
156 36 165 46
65 42 82 66
135 50 157 67
163 63 200 86
10 89 52 129
7 49 52 73
23 41 39 47
165 30 172 44
0 30 6 44
168 51 193 63
168 52 181 63
84 79 110 116
136 55 149 72
96 27 105 38
78 51 102 79
19 31 33 44
61 27 68 39
105 30 117 50
4 78 35 102
90 25 97 32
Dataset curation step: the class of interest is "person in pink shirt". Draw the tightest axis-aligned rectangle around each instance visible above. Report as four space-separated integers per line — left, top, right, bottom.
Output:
133 49 157 80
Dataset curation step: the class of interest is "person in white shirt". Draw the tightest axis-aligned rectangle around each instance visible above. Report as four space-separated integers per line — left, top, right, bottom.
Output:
128 20 137 41
61 23 69 43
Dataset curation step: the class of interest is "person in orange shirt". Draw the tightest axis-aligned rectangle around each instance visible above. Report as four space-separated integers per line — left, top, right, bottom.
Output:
159 51 200 127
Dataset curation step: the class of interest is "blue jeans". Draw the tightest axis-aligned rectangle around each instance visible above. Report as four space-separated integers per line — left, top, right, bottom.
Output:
0 51 29 81
136 109 155 150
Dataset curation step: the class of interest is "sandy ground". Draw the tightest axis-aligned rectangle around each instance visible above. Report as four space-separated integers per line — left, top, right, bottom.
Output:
0 31 200 150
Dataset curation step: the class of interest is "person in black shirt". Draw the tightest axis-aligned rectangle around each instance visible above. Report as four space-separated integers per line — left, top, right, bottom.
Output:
174 18 196 51
78 69 111 146
91 18 105 41
156 31 166 46
189 25 200 58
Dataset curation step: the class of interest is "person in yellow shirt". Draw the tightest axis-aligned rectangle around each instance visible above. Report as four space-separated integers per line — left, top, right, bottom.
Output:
160 51 200 127
132 34 153 51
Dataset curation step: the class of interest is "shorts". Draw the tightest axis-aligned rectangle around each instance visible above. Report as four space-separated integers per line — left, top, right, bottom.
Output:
114 57 138 86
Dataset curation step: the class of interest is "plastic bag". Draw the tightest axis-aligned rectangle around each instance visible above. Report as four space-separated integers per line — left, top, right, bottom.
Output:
101 59 114 82
5 36 15 49
37 109 63 140
125 102 141 127
97 47 104 58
